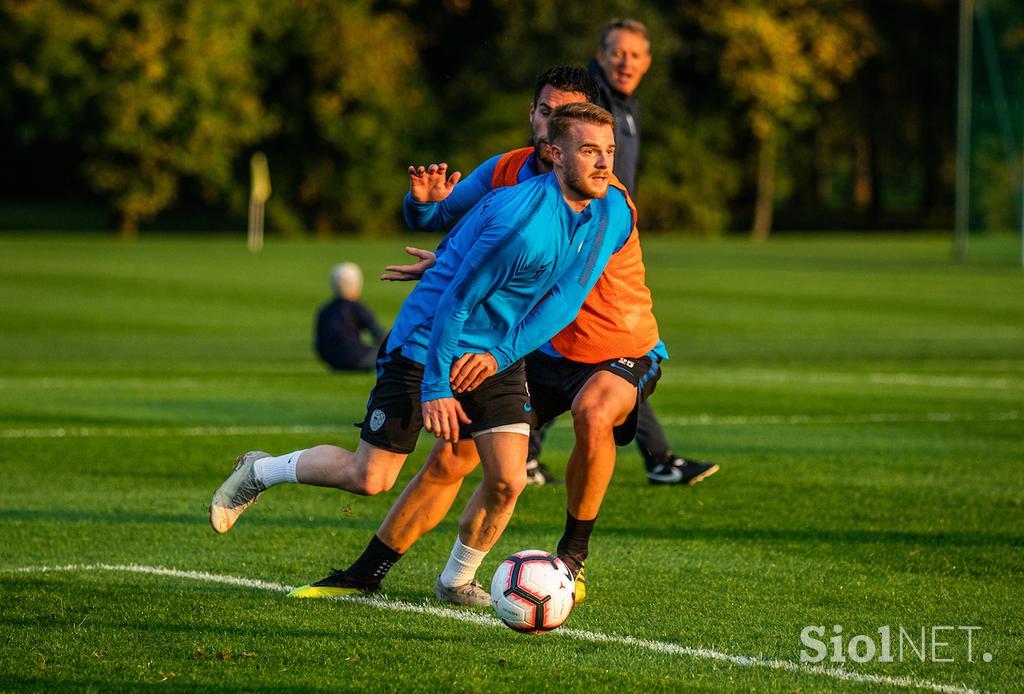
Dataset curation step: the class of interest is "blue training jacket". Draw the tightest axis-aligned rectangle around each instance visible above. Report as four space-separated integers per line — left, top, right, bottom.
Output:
402 151 668 364
387 172 631 401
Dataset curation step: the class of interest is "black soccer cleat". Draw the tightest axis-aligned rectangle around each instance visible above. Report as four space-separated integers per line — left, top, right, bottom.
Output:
647 457 720 486
556 554 586 603
287 568 381 598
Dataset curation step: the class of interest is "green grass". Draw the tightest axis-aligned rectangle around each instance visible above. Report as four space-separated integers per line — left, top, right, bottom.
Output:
0 233 1022 692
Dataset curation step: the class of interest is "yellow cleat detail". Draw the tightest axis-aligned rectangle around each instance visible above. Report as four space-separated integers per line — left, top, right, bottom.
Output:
287 584 367 599
573 564 587 604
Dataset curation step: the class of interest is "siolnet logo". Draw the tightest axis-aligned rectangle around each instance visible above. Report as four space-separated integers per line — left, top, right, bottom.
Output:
800 625 992 664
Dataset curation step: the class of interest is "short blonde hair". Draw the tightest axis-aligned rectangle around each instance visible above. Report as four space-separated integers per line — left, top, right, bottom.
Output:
547 102 616 147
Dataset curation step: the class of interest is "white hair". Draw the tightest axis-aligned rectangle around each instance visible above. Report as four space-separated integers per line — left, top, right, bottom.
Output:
331 262 363 301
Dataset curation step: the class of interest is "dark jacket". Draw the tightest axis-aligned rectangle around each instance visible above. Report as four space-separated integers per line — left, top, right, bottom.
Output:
314 297 385 371
588 58 640 197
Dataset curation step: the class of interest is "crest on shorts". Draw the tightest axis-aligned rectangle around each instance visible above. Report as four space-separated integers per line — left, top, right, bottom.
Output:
369 409 386 432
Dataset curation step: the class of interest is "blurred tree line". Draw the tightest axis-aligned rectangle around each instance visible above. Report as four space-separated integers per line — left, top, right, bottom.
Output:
0 0 1020 237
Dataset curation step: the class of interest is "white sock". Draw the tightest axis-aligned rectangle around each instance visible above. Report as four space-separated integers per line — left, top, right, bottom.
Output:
253 449 304 488
439 536 487 588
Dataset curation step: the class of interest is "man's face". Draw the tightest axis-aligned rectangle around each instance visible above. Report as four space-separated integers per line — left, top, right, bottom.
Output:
529 85 589 166
552 122 615 202
596 29 651 96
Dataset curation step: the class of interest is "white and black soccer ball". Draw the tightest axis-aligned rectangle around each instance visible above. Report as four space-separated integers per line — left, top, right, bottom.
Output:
490 550 575 634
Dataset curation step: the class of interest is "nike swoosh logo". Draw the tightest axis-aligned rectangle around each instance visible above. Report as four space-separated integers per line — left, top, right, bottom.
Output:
647 467 684 483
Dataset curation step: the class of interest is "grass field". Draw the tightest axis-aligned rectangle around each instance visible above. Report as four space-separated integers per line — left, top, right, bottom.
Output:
0 233 1021 693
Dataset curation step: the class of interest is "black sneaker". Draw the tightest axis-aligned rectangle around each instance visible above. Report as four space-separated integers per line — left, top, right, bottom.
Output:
525 458 563 486
647 457 720 486
287 568 380 598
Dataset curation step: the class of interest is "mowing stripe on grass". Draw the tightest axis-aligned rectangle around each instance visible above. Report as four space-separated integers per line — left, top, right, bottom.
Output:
0 424 344 439
668 370 1024 391
0 410 1018 439
4 370 1021 391
2 563 995 694
657 411 1021 426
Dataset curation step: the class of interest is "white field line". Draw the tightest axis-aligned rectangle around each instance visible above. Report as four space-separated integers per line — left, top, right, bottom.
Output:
2 563 996 694
0 411 1019 440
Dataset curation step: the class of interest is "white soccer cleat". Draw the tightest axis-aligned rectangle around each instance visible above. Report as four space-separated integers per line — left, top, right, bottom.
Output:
209 451 270 534
434 576 491 607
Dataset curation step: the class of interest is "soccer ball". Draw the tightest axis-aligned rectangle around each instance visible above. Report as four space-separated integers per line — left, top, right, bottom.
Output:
490 550 575 634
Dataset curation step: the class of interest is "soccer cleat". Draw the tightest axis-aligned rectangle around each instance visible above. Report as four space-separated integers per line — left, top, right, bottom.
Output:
209 451 270 534
572 563 587 604
434 576 490 607
647 457 720 486
525 459 563 486
288 569 380 598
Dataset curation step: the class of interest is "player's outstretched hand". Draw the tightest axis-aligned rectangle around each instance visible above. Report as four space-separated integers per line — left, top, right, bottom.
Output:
422 396 472 443
381 246 436 281
408 162 461 203
450 353 498 393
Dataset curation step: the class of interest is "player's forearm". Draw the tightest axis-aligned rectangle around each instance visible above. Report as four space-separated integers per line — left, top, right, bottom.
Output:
403 195 445 231
422 307 472 401
403 169 489 232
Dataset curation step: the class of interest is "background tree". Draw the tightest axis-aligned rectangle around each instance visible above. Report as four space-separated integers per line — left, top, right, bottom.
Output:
3 0 1013 237
692 0 875 239
256 0 427 236
2 0 274 238
392 0 741 232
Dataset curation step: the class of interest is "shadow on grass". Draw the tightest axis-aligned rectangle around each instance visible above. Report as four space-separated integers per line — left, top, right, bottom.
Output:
0 508 383 532
2 507 1019 550
0 677 329 692
506 515 1024 551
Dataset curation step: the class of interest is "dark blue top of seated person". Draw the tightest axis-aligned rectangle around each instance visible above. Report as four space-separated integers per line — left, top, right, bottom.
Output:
315 262 385 371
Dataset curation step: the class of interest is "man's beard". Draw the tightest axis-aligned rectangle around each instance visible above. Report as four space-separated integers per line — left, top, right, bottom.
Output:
564 164 607 200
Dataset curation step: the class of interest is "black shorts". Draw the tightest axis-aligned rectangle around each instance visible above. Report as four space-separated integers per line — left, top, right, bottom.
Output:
525 350 662 446
358 349 532 454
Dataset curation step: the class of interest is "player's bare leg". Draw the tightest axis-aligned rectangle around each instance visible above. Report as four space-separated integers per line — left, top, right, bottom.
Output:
290 432 526 604
454 431 529 551
296 441 407 496
209 440 406 534
377 438 481 552
436 430 529 606
564 372 635 519
558 371 636 601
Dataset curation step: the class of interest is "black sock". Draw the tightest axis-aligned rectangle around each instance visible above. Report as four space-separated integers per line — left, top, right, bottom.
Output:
556 511 596 573
346 535 403 584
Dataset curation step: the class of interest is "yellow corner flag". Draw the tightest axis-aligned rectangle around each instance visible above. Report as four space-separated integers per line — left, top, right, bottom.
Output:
248 152 271 252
